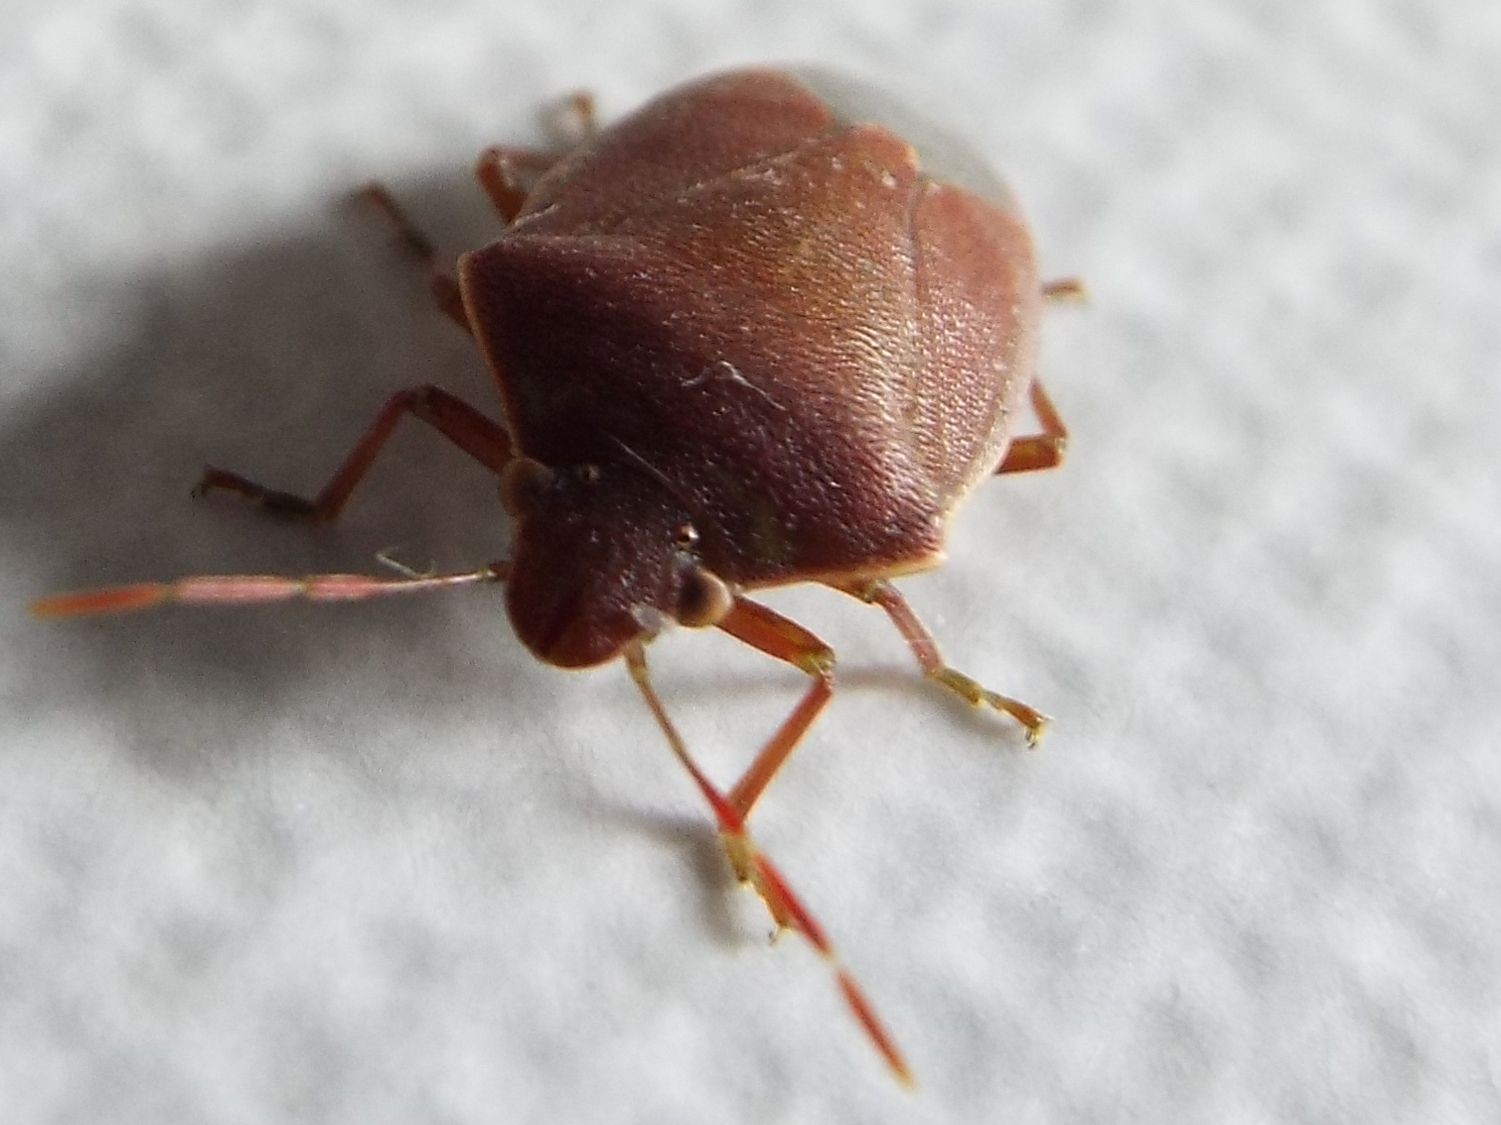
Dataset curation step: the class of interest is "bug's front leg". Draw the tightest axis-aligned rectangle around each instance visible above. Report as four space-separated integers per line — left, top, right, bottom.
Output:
623 642 912 1087
713 596 837 823
194 384 512 522
833 579 1050 745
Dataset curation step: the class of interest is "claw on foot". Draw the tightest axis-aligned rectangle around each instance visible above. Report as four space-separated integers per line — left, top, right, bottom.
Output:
722 831 793 939
932 666 1050 746
192 466 319 518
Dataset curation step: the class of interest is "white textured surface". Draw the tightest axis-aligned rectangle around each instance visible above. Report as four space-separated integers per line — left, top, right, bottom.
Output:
3 2 1499 1122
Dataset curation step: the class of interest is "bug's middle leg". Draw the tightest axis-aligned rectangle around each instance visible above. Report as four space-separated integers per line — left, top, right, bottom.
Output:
994 278 1081 475
194 384 512 522
993 380 1068 475
832 579 1049 745
713 596 836 822
352 185 470 333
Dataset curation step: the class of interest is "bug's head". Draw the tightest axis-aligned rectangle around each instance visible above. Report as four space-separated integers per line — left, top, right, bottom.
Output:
498 457 734 668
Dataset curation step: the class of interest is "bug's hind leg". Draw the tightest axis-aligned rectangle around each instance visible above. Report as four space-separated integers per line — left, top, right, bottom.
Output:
476 91 597 223
833 580 1049 746
474 147 560 224
194 385 511 522
1041 276 1087 302
352 185 470 333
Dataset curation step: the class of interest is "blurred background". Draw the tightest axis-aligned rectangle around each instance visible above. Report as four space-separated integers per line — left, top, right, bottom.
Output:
2 1 1498 1121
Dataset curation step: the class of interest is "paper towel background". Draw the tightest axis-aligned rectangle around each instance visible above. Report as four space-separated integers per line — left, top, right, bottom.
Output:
3 1 1498 1122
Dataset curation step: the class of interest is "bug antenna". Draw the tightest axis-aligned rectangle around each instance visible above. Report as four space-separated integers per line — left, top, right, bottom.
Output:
624 642 915 1088
31 563 509 619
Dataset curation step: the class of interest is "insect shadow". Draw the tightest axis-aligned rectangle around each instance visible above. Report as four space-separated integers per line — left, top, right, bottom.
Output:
3 173 549 776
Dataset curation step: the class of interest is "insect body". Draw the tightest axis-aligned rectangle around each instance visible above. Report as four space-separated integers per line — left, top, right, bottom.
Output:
34 68 1081 1086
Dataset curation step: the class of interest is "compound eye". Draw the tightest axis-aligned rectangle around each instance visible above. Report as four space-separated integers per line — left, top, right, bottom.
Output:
674 522 700 552
499 457 556 518
675 565 732 628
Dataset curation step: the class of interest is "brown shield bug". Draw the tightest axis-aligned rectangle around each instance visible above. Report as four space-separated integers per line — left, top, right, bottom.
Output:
34 67 1084 1086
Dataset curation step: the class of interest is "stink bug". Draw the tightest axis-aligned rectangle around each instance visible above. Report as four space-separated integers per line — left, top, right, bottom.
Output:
34 67 1083 1085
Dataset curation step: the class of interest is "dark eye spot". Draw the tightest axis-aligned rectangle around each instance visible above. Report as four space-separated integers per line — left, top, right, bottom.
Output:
499 458 557 517
674 522 700 551
676 566 732 628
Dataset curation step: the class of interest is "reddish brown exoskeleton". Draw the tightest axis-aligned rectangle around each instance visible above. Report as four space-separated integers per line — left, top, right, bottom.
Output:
34 68 1085 1086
